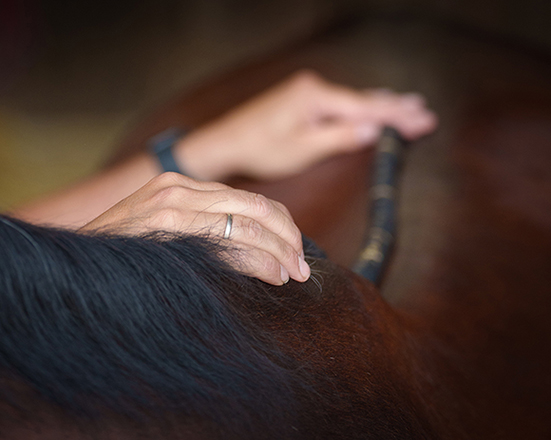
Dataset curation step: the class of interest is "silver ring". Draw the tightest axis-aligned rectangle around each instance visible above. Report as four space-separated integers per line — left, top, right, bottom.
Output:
223 213 233 239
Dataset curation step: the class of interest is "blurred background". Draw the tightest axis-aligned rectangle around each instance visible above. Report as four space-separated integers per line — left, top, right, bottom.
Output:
2 2 551 435
0 0 550 209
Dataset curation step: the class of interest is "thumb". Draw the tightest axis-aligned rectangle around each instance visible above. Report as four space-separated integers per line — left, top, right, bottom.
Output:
298 120 381 155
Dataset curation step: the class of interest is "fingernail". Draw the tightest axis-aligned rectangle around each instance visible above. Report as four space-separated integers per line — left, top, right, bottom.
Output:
280 265 290 284
298 256 311 280
357 123 380 146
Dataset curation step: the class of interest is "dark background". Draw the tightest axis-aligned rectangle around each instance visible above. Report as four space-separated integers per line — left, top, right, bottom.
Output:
0 0 550 207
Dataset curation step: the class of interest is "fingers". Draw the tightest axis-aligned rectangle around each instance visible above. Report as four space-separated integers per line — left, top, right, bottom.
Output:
164 206 309 285
184 191 309 284
297 119 381 156
359 91 438 140
229 214 309 283
216 213 310 285
180 188 304 256
143 173 310 285
298 89 437 154
147 174 301 254
224 244 295 285
293 72 437 143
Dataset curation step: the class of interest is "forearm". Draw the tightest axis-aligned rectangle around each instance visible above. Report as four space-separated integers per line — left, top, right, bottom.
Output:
11 72 437 228
13 153 160 228
11 126 233 228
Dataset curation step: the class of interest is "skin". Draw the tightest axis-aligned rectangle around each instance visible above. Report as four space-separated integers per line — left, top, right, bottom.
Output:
79 172 309 285
12 71 437 285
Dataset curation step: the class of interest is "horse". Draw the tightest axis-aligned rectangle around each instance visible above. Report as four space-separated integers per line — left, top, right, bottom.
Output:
1 15 551 439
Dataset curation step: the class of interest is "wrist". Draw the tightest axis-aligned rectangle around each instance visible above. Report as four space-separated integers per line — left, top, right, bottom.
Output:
149 128 187 174
173 123 241 182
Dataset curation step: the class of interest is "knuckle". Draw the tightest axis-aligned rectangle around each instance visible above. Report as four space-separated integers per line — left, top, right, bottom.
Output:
250 193 274 219
260 255 280 278
198 180 230 191
242 217 264 243
279 241 297 266
289 228 303 250
273 200 291 217
151 172 184 188
269 202 302 250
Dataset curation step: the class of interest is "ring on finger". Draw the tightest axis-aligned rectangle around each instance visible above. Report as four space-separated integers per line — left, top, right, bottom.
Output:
223 213 233 239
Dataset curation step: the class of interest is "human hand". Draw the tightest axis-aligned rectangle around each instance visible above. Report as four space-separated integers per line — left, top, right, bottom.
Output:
79 172 310 286
176 70 438 181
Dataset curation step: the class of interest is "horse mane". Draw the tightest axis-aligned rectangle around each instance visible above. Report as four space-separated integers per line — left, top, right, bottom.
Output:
0 216 324 438
0 216 432 439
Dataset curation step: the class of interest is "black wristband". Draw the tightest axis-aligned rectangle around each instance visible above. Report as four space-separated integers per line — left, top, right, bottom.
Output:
149 128 187 174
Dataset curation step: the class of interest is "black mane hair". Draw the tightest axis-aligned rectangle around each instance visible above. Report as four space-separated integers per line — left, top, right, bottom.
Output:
0 216 324 439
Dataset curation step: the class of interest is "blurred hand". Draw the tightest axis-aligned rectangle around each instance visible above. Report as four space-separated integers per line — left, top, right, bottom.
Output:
79 172 310 286
177 70 438 180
